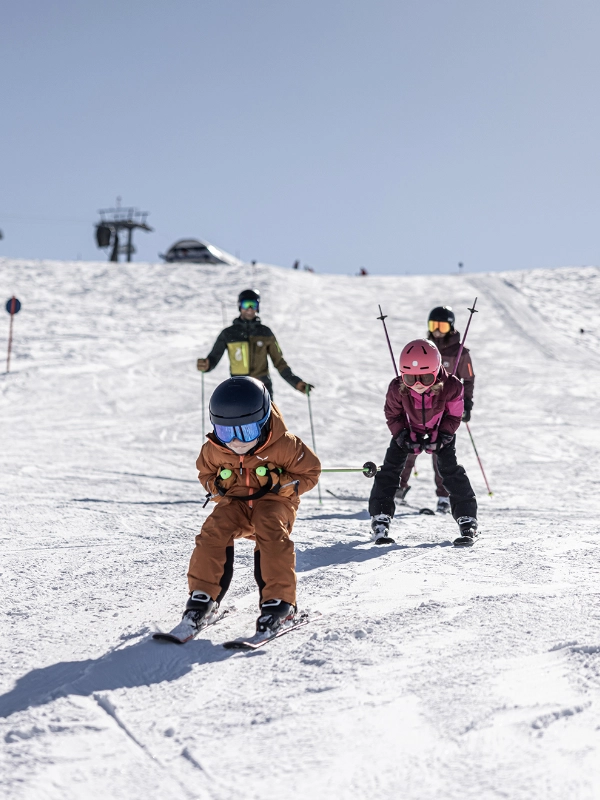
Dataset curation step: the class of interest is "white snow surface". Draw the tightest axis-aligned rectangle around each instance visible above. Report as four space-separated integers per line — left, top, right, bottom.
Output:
1 258 600 800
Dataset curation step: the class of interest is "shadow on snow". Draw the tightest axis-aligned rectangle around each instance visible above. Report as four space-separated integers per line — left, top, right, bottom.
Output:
296 537 452 572
0 636 234 720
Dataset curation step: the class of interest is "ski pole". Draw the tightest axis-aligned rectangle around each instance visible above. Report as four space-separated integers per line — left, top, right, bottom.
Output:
377 305 399 377
451 297 478 377
201 370 206 440
306 386 323 504
465 422 493 496
448 298 492 495
320 462 379 477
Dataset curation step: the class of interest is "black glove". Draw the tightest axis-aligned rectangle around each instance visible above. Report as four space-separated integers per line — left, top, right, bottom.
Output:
462 398 473 423
434 433 454 451
395 430 410 451
396 430 421 453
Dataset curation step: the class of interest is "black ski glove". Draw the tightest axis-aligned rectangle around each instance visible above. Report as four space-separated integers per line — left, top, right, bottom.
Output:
396 430 420 453
434 433 454 451
395 430 410 451
462 398 473 423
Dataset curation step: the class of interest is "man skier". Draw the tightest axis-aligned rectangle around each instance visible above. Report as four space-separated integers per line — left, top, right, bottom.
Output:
369 338 478 547
181 376 321 638
396 306 475 513
197 289 312 398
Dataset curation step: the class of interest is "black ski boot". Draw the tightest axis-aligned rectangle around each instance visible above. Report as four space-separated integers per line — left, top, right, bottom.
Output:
371 513 395 545
183 590 217 631
453 516 478 547
256 599 296 634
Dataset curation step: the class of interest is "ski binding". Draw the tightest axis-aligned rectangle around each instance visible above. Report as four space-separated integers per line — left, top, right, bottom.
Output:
222 610 321 651
153 607 231 644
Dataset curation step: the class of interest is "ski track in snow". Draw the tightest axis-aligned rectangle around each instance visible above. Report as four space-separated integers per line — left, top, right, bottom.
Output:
1 258 600 799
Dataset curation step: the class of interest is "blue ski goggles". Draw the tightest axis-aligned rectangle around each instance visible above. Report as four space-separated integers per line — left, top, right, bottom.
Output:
214 412 270 444
240 299 259 311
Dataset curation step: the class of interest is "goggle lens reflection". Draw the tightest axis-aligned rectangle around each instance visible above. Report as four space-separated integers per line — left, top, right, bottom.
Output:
402 372 436 387
428 320 451 333
240 299 259 310
214 412 269 443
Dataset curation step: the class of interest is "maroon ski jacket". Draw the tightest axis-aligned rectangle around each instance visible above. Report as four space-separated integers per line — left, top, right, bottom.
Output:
384 367 464 444
428 330 474 403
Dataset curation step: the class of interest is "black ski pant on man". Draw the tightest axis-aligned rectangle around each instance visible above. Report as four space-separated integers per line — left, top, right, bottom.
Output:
369 436 477 520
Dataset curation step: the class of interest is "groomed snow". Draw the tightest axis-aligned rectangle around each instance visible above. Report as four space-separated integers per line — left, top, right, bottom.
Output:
1 258 600 800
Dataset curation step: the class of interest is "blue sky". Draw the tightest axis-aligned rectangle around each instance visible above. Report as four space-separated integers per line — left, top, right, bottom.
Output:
1 0 599 274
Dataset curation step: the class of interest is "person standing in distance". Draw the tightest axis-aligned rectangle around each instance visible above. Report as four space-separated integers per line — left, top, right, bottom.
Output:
396 306 475 513
197 289 313 399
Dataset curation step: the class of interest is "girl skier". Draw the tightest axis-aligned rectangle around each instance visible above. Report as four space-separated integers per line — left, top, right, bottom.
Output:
182 376 321 638
369 338 478 547
397 305 476 513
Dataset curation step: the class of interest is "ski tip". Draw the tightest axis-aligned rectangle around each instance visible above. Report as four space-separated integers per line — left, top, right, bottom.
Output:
419 507 435 515
452 537 475 548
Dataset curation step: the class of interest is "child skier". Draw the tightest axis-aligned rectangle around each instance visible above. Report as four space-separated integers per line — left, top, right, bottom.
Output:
369 339 478 547
397 305 475 513
183 376 321 637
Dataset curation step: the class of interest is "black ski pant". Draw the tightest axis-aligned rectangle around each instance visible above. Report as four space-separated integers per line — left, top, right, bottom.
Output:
368 436 477 520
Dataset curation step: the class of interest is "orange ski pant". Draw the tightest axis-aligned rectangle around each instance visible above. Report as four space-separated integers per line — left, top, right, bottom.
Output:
188 497 297 606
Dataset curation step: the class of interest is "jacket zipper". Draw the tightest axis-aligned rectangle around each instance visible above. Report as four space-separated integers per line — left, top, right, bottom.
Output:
240 455 254 508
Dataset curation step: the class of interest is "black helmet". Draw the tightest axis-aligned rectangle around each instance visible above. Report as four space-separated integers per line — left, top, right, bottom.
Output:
209 377 271 442
238 288 260 309
428 306 455 328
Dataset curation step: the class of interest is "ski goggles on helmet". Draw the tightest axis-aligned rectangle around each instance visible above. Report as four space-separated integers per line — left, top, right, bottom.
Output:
240 299 259 311
214 412 269 444
428 320 451 334
402 372 437 387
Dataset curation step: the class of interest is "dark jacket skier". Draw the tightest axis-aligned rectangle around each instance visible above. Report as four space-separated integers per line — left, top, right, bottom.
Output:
197 289 313 399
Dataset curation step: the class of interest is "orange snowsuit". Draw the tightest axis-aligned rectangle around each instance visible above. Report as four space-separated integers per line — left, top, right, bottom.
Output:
187 405 321 606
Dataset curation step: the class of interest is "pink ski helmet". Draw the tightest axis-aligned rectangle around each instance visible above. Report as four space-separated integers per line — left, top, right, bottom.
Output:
399 339 442 376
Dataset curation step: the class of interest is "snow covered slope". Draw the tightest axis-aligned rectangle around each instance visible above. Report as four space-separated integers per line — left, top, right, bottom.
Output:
1 258 600 800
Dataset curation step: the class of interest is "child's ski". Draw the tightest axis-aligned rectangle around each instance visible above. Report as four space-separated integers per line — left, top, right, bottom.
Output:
222 611 321 651
153 608 232 644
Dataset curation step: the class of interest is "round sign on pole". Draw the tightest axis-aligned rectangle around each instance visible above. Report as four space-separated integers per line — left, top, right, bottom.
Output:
5 298 21 315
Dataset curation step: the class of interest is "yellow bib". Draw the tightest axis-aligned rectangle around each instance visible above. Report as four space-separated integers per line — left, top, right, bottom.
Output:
227 341 250 375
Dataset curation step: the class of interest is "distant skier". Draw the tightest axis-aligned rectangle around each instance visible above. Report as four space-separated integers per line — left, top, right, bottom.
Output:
397 306 475 513
197 289 313 398
369 339 478 547
182 376 321 637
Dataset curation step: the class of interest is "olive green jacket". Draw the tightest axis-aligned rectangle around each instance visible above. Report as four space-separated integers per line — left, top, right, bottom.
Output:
205 317 301 388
